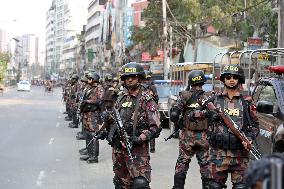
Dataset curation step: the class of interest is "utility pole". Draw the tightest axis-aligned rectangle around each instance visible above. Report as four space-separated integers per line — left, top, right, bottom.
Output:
278 0 284 65
169 26 173 81
162 0 169 80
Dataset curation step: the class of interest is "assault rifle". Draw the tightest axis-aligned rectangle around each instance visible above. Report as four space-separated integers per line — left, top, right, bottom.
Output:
164 118 182 141
76 91 86 118
206 102 262 160
113 108 136 162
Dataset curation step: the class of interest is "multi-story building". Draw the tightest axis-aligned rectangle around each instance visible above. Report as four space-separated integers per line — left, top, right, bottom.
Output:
61 0 88 74
21 34 39 66
0 29 8 53
45 0 65 75
46 1 56 74
85 0 105 69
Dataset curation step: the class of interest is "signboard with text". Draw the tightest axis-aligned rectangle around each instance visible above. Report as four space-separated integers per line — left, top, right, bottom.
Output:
247 37 263 50
123 8 134 47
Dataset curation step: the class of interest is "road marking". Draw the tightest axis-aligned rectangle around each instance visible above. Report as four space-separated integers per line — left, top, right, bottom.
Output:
59 109 63 113
56 122 60 127
48 138 54 145
36 170 46 187
58 116 61 119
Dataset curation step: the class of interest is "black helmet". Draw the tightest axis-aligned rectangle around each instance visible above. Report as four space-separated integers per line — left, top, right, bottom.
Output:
71 74 79 81
87 72 100 82
120 63 145 81
144 70 152 79
220 64 245 84
188 70 206 86
84 71 89 77
104 74 113 81
113 77 119 82
245 154 284 188
80 76 88 83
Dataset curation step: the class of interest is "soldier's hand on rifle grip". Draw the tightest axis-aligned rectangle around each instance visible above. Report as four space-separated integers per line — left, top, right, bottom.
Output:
205 110 221 122
130 136 143 145
242 140 252 151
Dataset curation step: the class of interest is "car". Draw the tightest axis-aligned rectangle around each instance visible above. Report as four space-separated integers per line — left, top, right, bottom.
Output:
251 65 284 155
17 80 31 91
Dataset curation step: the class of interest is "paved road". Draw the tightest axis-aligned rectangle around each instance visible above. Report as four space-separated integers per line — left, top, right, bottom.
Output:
0 86 232 189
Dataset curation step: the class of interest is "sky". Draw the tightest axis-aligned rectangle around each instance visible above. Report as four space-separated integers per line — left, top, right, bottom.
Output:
0 0 51 51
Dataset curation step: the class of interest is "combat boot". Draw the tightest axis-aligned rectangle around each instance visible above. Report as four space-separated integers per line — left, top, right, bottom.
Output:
172 173 186 189
79 148 88 155
68 122 78 128
80 155 89 161
65 116 72 121
76 132 85 140
86 156 98 163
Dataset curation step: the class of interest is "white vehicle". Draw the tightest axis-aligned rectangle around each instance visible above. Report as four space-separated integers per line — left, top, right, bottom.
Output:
17 80 31 91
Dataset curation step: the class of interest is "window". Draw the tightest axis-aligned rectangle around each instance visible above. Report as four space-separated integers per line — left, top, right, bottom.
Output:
258 84 277 105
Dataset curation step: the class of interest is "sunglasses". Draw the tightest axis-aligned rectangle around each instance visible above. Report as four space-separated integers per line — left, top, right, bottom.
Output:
124 75 139 80
225 75 239 80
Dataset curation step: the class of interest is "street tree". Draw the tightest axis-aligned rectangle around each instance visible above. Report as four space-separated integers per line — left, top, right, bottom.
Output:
0 52 9 84
130 0 275 61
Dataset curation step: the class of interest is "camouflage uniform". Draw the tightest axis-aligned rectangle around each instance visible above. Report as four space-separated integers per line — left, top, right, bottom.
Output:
64 81 72 121
69 80 81 128
171 89 210 189
109 85 161 189
80 83 104 163
206 90 259 189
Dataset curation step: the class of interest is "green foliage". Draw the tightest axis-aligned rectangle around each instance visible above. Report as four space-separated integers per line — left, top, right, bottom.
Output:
130 0 277 56
0 52 9 82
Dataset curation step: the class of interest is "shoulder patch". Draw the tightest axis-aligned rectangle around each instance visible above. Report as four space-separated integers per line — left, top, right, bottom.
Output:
147 103 157 112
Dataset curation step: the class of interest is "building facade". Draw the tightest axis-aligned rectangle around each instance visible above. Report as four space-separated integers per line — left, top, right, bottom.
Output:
0 29 8 53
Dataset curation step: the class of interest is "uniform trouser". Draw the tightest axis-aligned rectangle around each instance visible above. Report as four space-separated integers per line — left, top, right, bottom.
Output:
85 131 99 158
113 147 151 189
67 103 72 118
149 139 155 150
174 130 209 188
207 149 249 189
72 107 79 125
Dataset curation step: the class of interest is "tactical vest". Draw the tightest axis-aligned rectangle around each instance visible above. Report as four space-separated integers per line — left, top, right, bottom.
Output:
181 90 208 131
80 87 100 112
208 95 247 150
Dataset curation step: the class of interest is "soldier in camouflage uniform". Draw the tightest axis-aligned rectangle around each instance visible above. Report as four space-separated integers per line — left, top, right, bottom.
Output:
204 64 259 189
68 74 81 128
79 71 104 163
76 75 89 140
143 70 159 153
103 73 114 90
170 70 210 189
64 77 76 121
107 63 161 189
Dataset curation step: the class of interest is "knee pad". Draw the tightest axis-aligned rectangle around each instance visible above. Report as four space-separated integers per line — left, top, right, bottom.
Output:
233 183 247 189
133 176 150 189
208 181 225 189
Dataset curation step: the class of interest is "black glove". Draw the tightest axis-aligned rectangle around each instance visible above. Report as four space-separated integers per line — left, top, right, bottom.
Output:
205 110 221 122
130 136 142 145
188 111 198 123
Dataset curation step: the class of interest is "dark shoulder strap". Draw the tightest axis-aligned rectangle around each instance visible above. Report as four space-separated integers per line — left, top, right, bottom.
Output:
240 95 253 127
132 88 143 137
185 90 204 106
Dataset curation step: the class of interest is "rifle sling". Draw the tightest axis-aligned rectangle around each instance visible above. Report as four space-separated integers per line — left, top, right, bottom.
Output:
132 88 143 137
